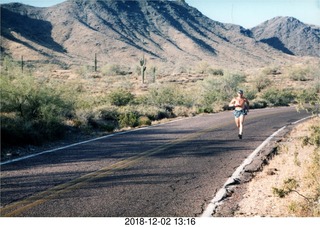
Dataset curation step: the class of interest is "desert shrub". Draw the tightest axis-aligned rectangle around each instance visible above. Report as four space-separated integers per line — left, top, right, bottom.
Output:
1 75 74 148
138 116 152 126
289 67 310 81
222 73 247 95
196 61 210 74
254 74 272 92
196 63 224 76
262 88 295 106
208 68 224 76
311 126 320 147
108 89 134 106
145 84 193 109
250 99 268 109
98 106 119 121
101 64 129 76
312 66 320 92
296 88 320 114
91 106 120 131
76 65 92 77
134 104 171 121
198 72 246 110
73 109 94 128
315 81 320 93
1 56 33 78
1 114 63 149
74 92 109 110
302 125 320 148
88 118 117 132
1 75 73 121
118 111 139 128
73 105 120 131
272 178 299 198
173 105 197 117
243 88 257 100
262 66 281 75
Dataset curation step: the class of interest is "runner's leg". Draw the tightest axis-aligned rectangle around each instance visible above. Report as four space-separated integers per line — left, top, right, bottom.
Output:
235 117 240 129
239 115 245 135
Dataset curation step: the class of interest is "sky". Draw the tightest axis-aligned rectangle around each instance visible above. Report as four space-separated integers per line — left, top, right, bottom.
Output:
0 0 319 28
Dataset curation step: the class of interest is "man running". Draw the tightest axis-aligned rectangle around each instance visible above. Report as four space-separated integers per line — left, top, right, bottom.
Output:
229 90 249 139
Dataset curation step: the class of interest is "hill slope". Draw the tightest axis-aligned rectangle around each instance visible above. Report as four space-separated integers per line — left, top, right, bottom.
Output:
251 16 320 57
1 0 317 69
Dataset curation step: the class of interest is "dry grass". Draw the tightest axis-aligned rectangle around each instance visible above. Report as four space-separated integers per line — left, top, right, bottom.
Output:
235 118 320 217
29 56 320 98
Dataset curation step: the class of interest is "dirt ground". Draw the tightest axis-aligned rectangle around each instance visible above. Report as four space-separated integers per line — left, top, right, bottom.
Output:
214 117 320 217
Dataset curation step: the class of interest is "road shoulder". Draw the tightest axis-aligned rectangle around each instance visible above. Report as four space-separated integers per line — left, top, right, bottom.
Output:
213 117 319 217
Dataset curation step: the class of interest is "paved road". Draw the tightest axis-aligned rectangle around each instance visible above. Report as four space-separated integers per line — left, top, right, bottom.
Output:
0 107 311 217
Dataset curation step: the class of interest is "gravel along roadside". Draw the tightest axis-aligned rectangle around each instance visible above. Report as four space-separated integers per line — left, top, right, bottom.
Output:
213 117 320 217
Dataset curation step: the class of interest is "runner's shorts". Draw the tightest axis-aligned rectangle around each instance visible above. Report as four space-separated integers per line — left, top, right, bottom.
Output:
233 109 247 118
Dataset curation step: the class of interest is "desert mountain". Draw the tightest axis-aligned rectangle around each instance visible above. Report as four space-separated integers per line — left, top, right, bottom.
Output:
1 0 318 70
251 16 320 57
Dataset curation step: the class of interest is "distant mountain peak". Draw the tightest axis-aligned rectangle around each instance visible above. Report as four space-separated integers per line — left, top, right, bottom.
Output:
252 16 320 57
1 1 319 69
274 16 301 22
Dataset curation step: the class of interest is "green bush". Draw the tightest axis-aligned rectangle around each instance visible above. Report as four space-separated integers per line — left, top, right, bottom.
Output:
289 67 310 81
262 88 295 106
302 125 320 148
262 66 281 76
243 89 257 100
208 68 224 76
196 106 213 114
138 116 152 126
1 76 73 119
198 72 246 109
250 99 268 109
254 74 271 92
108 89 134 106
145 84 193 109
134 105 171 121
296 89 320 114
1 75 74 148
87 106 120 131
118 111 139 128
1 114 41 147
272 178 299 198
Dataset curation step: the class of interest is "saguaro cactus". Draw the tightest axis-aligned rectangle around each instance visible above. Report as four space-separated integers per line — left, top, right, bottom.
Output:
151 66 156 83
94 53 97 72
21 56 24 73
140 55 147 84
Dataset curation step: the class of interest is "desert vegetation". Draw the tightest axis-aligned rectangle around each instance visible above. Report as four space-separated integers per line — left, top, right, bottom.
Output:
270 118 320 217
1 56 320 158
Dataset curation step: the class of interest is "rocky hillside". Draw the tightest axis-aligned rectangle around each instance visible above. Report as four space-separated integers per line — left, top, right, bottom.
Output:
1 0 318 70
251 16 320 57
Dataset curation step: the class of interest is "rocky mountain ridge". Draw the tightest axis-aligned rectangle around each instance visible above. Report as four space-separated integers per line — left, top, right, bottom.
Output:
251 16 320 57
1 0 319 70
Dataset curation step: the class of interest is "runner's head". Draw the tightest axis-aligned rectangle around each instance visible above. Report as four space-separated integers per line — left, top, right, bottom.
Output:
237 90 244 96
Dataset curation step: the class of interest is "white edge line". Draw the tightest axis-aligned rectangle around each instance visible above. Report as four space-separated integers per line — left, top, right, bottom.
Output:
201 115 313 217
0 116 191 166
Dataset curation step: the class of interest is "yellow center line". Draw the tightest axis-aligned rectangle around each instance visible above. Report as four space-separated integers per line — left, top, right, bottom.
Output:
3 111 277 217
1 120 237 217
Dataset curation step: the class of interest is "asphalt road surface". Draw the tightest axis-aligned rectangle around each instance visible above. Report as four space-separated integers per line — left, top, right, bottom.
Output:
0 107 311 217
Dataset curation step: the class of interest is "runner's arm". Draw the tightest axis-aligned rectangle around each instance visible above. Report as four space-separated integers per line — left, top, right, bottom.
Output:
229 98 235 107
245 98 250 111
229 98 239 107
